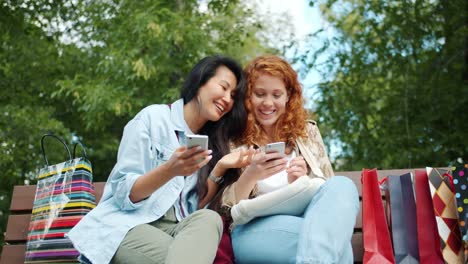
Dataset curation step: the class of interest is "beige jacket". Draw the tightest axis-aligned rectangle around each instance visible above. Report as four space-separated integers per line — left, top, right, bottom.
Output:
221 120 334 210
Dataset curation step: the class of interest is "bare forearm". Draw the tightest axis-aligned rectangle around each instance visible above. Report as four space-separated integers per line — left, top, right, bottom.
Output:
198 164 225 208
234 171 257 203
199 180 219 208
129 163 174 203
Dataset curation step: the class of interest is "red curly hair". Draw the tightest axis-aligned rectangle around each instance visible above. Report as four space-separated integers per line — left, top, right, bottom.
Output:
241 55 308 148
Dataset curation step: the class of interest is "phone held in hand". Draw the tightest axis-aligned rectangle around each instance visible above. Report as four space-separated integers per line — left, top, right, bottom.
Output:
265 142 285 155
186 134 209 150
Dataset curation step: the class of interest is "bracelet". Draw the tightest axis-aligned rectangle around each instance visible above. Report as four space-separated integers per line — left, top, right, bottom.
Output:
208 171 224 184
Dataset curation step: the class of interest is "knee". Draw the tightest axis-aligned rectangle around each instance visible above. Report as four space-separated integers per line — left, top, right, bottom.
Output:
232 218 298 264
194 209 223 234
328 176 358 194
327 176 359 206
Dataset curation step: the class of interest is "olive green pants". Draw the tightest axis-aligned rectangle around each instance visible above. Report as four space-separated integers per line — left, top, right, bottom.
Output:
111 208 222 264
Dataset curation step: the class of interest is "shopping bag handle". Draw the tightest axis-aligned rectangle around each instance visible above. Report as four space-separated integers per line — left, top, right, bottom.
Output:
73 141 88 159
41 133 72 166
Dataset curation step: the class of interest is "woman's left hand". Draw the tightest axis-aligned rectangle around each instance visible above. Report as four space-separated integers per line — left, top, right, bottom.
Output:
218 147 256 171
287 156 308 183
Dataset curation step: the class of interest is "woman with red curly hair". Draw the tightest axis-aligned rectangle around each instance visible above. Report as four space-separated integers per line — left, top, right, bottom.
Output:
208 55 359 263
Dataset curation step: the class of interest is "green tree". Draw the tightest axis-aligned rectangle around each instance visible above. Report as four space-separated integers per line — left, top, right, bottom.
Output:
299 0 468 170
1 1 79 249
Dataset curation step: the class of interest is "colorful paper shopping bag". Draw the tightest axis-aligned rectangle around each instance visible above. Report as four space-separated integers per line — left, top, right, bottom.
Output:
25 134 96 263
385 174 419 263
361 169 395 264
451 165 468 241
427 167 465 263
414 169 444 264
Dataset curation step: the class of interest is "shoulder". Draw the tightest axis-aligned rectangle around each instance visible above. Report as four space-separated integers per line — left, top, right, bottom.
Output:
124 104 171 133
136 104 169 119
304 120 319 134
300 119 327 146
306 119 317 126
132 104 172 125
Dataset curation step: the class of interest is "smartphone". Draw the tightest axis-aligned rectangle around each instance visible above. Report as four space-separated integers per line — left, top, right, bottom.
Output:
265 142 285 154
186 134 209 150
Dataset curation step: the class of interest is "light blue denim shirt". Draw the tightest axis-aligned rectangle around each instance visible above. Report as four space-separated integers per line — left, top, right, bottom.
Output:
67 99 201 264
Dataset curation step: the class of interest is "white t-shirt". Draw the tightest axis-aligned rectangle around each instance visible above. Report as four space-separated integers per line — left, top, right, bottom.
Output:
257 151 297 195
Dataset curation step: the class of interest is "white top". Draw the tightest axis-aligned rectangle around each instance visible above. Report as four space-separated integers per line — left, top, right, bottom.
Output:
257 151 297 195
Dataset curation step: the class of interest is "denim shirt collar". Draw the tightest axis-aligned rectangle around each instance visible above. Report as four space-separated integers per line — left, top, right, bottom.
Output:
170 99 185 131
171 99 191 145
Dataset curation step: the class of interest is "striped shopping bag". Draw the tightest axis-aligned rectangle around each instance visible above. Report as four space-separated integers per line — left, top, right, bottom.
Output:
25 134 96 263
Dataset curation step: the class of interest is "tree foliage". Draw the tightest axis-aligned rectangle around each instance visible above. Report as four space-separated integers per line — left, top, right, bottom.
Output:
0 0 288 249
300 0 468 170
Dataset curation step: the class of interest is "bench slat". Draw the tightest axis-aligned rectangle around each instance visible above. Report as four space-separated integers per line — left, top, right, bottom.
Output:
10 182 106 212
9 170 418 211
2 212 363 242
339 168 425 195
356 205 362 229
0 234 364 263
5 215 30 242
352 232 363 263
0 245 26 264
10 186 36 212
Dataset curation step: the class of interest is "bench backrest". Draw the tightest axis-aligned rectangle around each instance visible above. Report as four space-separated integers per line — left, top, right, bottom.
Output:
0 169 420 264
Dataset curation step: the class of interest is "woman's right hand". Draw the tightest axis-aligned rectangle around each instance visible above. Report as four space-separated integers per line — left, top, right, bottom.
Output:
163 146 212 177
130 146 211 203
242 150 288 181
234 150 288 202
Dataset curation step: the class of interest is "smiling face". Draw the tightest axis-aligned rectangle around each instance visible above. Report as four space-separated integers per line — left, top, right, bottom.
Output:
197 65 238 122
250 74 288 132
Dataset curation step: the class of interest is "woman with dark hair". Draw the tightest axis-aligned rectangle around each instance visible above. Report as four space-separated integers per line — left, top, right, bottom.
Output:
209 55 359 263
67 55 248 264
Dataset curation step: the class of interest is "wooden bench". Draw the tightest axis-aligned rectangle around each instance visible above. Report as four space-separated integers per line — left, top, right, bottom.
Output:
0 169 419 264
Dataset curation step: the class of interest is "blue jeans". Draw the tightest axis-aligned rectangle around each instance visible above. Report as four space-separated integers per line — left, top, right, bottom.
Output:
231 176 359 264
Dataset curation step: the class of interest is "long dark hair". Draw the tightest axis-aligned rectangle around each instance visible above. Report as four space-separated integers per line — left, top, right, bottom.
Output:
180 55 246 208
